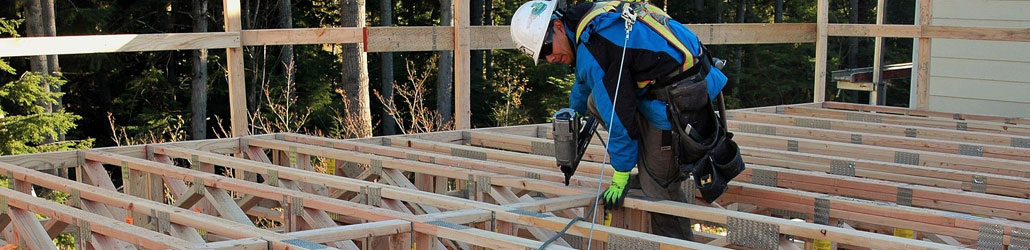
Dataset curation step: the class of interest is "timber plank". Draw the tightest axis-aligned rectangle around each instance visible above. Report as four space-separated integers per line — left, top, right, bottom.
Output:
778 106 1030 137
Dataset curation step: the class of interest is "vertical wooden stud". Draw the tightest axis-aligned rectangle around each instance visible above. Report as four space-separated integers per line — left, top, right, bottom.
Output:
814 0 829 103
223 0 249 136
915 0 932 110
453 0 471 129
870 0 886 105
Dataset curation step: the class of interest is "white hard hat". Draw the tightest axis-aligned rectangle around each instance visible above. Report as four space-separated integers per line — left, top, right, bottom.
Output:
511 0 557 64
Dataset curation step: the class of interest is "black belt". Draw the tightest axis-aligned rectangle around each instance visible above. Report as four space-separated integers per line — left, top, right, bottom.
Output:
646 46 714 102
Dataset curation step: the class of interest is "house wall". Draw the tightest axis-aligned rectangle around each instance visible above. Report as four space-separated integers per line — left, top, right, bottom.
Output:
923 0 1030 117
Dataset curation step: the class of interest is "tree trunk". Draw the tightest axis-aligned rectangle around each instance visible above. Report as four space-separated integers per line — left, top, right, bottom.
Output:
380 0 397 135
41 0 61 140
483 0 493 78
775 0 783 23
694 0 703 12
438 0 454 124
279 0 295 91
470 0 484 85
341 0 372 137
191 0 209 140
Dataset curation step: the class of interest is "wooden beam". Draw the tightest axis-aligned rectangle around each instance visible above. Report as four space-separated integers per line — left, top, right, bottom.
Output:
871 0 886 105
0 32 240 57
89 150 569 250
6 206 58 250
222 0 248 136
0 162 326 250
241 28 362 45
814 0 829 103
726 120 1030 162
213 220 411 247
778 106 1030 137
453 0 471 130
915 0 931 110
826 24 921 38
688 23 816 44
270 134 958 249
821 102 1030 126
0 187 199 250
727 110 1022 148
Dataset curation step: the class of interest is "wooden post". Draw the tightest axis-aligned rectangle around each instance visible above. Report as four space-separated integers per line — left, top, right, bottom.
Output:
870 0 886 105
814 0 829 103
223 0 249 136
915 0 932 110
453 0 471 129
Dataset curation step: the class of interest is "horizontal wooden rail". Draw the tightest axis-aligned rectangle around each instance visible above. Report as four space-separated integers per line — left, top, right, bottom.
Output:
821 102 1030 126
1 24 818 57
827 24 1030 42
776 106 1030 137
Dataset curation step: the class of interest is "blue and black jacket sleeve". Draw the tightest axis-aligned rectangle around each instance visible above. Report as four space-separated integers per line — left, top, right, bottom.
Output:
568 8 728 173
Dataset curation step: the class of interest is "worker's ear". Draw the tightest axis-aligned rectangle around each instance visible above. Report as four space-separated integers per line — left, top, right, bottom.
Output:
551 20 566 36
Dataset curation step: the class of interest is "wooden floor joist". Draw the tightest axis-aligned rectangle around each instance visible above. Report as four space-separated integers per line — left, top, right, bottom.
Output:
0 103 1026 249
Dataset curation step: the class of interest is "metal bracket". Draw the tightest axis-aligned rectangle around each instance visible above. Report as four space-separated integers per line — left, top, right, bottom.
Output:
145 146 155 161
265 169 280 187
525 172 540 180
953 113 964 120
360 186 382 207
1013 137 1030 149
1012 227 1030 250
274 134 286 140
739 124 777 136
70 189 82 208
957 122 969 131
191 178 205 195
813 198 830 225
727 216 780 250
846 112 882 123
850 134 863 144
121 160 130 184
905 128 918 138
290 196 304 216
794 118 831 129
288 146 299 167
369 159 383 176
752 169 778 187
787 140 799 152
896 187 913 206
451 148 487 161
608 233 659 250
894 152 920 165
562 234 584 249
476 176 491 192
77 150 86 166
381 138 392 146
405 153 420 161
190 155 200 170
77 220 91 248
771 209 806 220
775 107 785 114
531 141 555 157
0 196 7 214
151 209 171 233
959 144 984 157
830 160 856 177
282 239 328 249
971 175 987 193
978 223 1004 250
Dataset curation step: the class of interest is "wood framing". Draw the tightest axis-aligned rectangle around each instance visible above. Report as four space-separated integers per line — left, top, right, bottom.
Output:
453 0 471 130
814 0 829 103
223 0 249 136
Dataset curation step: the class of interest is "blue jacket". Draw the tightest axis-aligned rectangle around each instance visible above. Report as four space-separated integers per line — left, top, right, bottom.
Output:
565 3 728 172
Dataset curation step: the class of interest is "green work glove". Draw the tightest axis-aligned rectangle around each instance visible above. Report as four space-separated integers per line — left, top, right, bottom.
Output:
602 170 631 210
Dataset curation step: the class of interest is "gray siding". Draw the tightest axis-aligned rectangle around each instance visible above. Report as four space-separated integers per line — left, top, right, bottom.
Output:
928 0 1030 117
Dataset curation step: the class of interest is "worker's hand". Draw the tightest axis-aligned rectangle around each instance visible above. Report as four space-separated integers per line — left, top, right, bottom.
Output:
601 170 631 210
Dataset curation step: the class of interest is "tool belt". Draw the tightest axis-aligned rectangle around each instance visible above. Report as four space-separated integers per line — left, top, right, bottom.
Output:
648 55 745 204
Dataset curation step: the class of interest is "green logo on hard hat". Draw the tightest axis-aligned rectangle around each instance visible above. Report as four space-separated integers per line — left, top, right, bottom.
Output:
531 2 547 16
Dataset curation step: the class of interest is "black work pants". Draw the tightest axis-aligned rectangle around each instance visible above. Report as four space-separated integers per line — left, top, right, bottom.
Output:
587 96 695 241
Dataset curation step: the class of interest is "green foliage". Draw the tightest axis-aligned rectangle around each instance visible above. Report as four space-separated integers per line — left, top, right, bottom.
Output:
0 18 21 75
0 73 93 155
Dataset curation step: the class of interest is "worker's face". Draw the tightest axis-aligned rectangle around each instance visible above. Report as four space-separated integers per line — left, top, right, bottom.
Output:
544 20 574 65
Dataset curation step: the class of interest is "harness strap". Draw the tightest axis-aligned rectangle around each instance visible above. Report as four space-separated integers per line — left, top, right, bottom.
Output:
574 1 695 74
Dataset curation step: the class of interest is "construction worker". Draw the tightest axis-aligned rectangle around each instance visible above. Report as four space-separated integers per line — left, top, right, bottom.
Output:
511 0 745 241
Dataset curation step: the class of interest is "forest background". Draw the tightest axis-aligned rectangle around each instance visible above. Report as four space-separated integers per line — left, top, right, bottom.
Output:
1 0 918 155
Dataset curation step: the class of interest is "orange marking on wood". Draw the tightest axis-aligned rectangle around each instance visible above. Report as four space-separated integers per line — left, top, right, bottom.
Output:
0 244 17 250
193 207 202 213
125 216 134 224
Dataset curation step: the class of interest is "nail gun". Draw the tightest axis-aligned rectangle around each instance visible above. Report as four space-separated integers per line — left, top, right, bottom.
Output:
552 108 599 186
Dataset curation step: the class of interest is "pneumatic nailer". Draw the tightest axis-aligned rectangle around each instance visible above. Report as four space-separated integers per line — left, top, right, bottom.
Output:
552 108 599 186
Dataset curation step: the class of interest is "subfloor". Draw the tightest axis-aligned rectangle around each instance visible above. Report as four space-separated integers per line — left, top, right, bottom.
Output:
0 101 1028 250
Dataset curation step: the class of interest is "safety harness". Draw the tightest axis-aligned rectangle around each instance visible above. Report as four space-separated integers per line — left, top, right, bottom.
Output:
574 1 697 86
574 1 745 204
